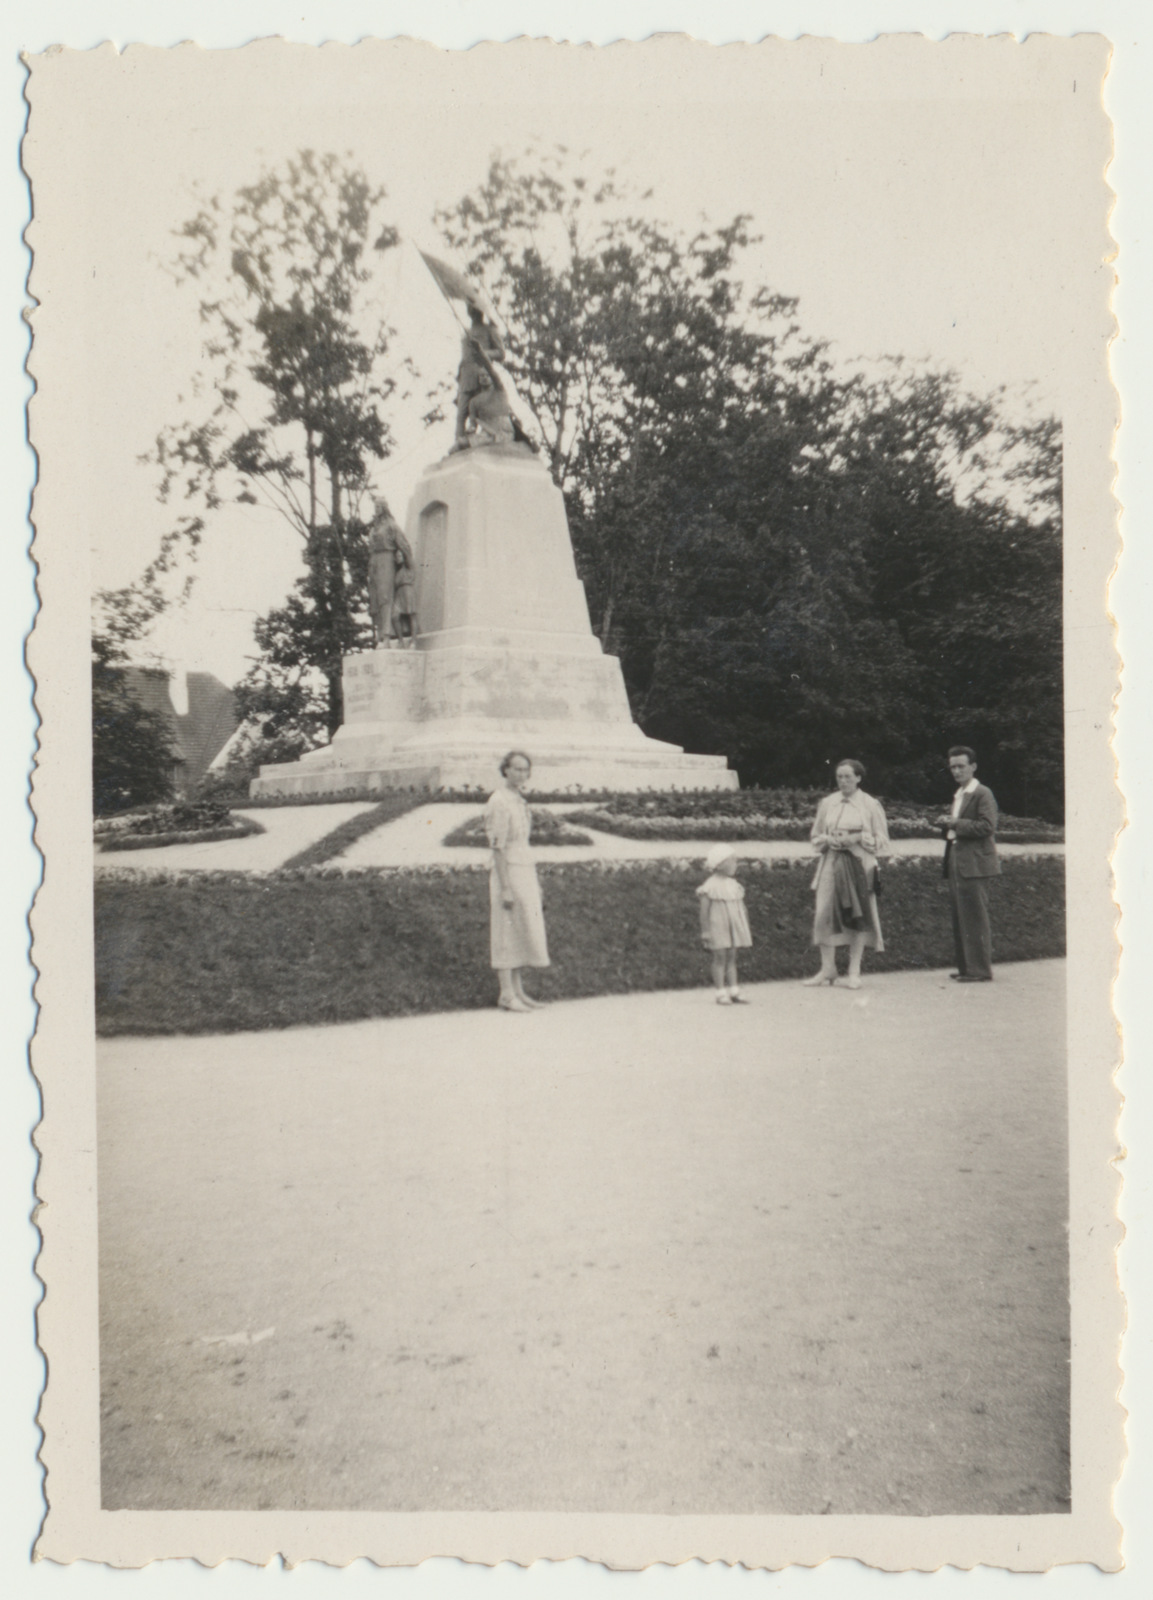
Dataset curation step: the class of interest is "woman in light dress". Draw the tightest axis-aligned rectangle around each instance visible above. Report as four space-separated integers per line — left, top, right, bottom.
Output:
804 758 892 989
483 751 550 1012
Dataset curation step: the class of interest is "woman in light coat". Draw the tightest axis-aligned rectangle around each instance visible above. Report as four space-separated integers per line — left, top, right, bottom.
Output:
804 759 892 989
483 751 550 1012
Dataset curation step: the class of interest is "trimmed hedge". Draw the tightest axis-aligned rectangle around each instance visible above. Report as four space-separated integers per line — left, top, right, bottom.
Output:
94 853 1065 1036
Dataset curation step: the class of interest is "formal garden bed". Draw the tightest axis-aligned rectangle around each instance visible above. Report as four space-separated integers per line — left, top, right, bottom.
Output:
442 809 594 848
426 788 1062 847
94 852 1065 1035
95 802 266 853
276 793 426 869
238 786 431 809
192 781 1063 847
243 784 1059 848
557 790 1063 844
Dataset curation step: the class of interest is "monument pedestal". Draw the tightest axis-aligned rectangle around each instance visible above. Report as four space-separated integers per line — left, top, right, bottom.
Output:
251 446 737 796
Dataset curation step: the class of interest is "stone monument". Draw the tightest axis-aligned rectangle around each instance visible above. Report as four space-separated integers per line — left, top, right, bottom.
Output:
251 280 737 797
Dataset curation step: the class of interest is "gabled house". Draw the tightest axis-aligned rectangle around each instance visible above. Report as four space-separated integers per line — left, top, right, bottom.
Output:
121 667 239 797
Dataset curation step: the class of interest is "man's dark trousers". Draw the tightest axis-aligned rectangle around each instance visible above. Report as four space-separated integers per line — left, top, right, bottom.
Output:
946 846 993 979
941 779 1000 979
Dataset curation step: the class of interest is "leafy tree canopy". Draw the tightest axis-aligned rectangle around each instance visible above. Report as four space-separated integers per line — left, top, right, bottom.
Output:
91 593 178 817
143 150 406 737
439 149 1063 817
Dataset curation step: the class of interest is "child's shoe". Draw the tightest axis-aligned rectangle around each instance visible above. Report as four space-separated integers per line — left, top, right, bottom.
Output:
714 991 732 1005
728 988 750 1004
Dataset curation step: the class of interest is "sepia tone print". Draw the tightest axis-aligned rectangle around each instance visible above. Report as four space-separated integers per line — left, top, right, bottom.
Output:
26 33 1121 1570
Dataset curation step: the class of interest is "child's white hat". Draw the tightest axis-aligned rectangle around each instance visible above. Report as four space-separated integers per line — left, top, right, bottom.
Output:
705 843 736 871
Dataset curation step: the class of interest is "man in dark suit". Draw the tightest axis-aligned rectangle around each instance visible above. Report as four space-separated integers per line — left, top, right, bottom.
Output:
934 746 1001 982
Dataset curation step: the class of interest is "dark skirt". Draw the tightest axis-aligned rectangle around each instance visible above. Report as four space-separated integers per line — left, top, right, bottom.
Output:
812 854 884 949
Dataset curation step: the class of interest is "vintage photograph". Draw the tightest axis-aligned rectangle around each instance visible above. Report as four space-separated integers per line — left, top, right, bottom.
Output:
24 32 1122 1570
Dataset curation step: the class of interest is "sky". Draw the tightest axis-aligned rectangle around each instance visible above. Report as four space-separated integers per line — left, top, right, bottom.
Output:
34 34 1101 685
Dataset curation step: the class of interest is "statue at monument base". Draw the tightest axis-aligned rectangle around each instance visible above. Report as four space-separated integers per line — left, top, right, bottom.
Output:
251 445 737 798
366 498 417 648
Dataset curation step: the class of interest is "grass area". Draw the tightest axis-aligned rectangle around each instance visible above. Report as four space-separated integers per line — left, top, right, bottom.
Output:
278 793 426 871
94 854 1065 1036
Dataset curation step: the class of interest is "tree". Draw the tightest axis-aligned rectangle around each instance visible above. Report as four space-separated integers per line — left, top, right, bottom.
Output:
233 537 370 753
91 590 178 816
436 151 929 789
438 152 1064 816
829 366 1063 813
144 150 404 737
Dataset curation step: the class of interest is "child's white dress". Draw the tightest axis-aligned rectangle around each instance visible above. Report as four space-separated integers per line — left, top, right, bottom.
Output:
696 873 753 949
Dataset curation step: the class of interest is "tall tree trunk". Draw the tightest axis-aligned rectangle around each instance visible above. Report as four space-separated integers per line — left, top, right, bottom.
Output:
324 472 347 740
326 666 344 739
306 431 318 536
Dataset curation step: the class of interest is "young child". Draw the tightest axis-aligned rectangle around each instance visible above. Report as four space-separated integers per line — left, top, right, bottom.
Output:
697 843 753 1004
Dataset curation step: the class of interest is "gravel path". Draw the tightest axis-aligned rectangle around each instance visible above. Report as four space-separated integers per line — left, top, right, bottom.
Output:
98 960 1069 1516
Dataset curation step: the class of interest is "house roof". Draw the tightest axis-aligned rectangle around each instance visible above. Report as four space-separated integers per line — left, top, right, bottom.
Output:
120 667 187 762
119 666 239 783
179 672 240 778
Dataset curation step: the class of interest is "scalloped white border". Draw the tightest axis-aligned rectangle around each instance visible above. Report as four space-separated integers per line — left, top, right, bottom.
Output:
13 15 1125 1587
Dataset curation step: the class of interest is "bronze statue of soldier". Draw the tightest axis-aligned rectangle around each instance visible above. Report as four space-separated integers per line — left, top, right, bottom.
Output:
453 305 508 451
465 368 516 447
451 304 537 453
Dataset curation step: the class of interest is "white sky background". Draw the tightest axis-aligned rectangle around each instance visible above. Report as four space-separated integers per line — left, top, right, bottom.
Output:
3 6 1152 1600
70 39 1086 685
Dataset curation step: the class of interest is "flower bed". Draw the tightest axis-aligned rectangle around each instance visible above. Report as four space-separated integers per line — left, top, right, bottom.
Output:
239 785 433 808
442 810 594 848
563 797 1062 845
204 782 1065 841
100 819 267 853
96 800 233 837
564 809 812 842
96 802 266 853
425 785 826 812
